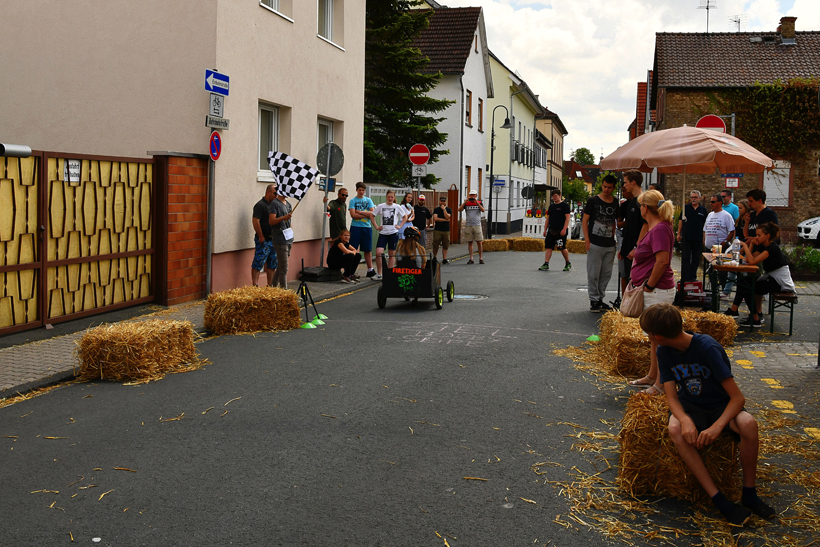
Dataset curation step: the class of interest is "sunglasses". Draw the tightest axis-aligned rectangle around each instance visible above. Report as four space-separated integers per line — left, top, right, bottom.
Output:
710 200 718 203
340 194 349 197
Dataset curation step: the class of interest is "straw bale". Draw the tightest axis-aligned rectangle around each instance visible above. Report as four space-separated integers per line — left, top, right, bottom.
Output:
598 310 650 377
679 308 738 347
76 320 200 383
481 239 509 252
565 239 587 254
204 286 302 335
618 392 740 502
510 237 545 252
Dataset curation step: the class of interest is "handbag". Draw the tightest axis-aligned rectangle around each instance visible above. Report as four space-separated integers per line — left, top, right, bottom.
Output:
620 281 645 318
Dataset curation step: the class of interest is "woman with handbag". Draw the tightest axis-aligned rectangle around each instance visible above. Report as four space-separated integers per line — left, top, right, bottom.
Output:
623 190 675 395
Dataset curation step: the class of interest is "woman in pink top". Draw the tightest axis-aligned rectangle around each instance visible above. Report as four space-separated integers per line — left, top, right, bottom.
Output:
627 189 675 395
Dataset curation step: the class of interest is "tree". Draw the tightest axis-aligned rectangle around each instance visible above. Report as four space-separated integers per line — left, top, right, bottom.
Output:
364 1 454 188
570 147 596 166
562 177 589 205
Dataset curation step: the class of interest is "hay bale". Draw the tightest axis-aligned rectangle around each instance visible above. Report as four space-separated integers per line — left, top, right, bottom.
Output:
618 392 740 502
680 308 738 347
204 286 302 335
565 239 587 254
482 239 509 252
599 310 650 377
76 320 199 382
511 237 545 252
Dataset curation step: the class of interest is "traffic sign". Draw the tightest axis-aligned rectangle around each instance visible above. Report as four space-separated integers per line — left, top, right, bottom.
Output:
696 114 726 133
409 144 430 165
209 93 224 117
209 131 222 161
205 115 230 130
205 70 230 96
725 178 739 188
317 143 344 176
411 164 427 177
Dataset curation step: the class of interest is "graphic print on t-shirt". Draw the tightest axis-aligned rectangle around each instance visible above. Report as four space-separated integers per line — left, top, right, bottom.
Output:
382 207 397 226
591 202 616 238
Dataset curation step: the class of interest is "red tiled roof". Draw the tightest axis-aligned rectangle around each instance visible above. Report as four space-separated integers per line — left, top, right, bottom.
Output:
636 82 647 138
414 8 483 75
654 31 820 88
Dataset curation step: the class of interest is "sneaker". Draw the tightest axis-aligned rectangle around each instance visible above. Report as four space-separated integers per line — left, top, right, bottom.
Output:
366 269 376 278
589 300 601 313
563 263 572 271
341 276 354 284
539 262 550 271
724 308 739 317
479 259 484 264
742 496 776 519
372 273 383 280
741 317 763 328
442 259 450 265
353 274 361 280
467 259 475 264
598 300 612 312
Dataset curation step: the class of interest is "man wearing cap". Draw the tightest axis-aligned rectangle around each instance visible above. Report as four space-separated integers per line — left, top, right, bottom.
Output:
458 190 485 264
412 194 432 249
323 186 349 240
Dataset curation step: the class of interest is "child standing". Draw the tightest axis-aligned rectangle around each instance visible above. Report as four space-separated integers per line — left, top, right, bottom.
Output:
372 190 408 279
640 303 777 526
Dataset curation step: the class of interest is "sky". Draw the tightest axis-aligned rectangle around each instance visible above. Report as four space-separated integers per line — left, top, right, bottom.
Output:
440 0 819 162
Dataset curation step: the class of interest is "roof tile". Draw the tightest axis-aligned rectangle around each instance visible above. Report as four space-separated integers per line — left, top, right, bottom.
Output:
414 8 483 75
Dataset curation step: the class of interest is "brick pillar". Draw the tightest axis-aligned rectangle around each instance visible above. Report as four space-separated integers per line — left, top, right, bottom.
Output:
153 154 209 306
780 16 796 39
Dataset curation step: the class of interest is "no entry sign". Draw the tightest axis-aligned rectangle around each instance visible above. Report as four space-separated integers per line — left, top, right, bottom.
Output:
696 115 726 133
209 131 222 161
409 144 430 165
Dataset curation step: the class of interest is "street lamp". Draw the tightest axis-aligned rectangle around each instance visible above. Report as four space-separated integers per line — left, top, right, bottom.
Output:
488 105 512 239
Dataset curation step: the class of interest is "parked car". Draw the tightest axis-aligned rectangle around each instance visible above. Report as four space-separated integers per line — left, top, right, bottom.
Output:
797 216 820 247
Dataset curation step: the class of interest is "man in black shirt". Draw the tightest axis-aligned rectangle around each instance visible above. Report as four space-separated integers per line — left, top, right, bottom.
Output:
432 196 452 264
582 175 618 312
744 188 779 247
618 171 647 292
539 189 571 271
676 189 708 282
412 194 433 249
251 184 278 286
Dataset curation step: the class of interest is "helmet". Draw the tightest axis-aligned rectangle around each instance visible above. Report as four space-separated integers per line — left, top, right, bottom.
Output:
404 226 421 239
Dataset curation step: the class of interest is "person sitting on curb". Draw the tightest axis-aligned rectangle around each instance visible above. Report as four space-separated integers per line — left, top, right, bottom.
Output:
326 229 361 284
640 303 777 527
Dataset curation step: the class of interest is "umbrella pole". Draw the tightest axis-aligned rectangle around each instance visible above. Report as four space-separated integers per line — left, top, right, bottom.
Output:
681 167 687 221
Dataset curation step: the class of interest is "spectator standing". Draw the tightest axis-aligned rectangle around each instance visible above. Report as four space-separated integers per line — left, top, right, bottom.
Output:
626 190 676 395
348 182 377 278
582 175 618 312
703 195 736 251
398 192 416 240
432 196 452 264
619 171 647 293
744 188 779 247
251 184 278 287
412 194 433 249
458 190 485 264
676 190 708 282
721 190 739 221
323 186 349 240
539 189 572 271
372 190 408 279
268 185 294 289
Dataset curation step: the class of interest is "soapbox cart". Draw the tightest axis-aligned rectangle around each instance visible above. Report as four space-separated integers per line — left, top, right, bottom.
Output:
376 255 454 310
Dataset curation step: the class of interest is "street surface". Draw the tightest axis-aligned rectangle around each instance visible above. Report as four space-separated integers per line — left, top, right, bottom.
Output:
2 251 819 546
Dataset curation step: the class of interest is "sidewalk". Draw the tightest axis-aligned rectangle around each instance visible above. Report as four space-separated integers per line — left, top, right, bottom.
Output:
0 240 473 398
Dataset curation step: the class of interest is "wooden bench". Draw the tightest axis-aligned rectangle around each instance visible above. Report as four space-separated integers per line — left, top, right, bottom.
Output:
768 292 798 335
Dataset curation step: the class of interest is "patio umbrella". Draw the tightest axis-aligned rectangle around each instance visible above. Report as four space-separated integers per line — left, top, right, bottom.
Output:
600 125 773 219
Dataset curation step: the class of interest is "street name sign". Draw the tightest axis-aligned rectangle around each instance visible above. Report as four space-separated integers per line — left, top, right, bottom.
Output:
205 115 230 130
205 70 230 96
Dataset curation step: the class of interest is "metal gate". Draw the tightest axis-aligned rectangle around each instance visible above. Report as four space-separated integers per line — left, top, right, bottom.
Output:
0 152 156 335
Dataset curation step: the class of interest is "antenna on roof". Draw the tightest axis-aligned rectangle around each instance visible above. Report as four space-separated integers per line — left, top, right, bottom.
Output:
728 13 747 32
697 0 717 33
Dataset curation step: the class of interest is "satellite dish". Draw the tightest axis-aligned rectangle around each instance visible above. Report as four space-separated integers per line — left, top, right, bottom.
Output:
317 143 344 177
521 185 534 199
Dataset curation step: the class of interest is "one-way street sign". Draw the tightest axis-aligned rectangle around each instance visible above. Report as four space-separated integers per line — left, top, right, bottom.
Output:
205 70 230 96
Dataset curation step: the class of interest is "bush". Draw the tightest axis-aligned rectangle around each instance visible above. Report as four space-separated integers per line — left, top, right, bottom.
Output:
784 245 820 274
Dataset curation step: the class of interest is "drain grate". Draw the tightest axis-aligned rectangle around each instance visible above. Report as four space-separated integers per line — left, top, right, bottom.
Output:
452 294 488 300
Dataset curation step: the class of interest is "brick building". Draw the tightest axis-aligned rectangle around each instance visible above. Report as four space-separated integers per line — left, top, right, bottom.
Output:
650 16 820 240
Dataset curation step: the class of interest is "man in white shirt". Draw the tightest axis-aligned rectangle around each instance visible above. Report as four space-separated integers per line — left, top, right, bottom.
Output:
703 194 736 297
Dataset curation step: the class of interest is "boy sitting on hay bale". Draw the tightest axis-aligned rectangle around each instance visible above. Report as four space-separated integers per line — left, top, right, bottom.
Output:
640 303 776 526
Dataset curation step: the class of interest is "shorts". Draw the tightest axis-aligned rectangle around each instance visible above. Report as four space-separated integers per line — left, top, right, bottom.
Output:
251 237 278 271
464 224 484 242
350 226 372 252
641 286 676 309
433 230 450 250
545 231 566 251
376 232 399 250
675 399 742 443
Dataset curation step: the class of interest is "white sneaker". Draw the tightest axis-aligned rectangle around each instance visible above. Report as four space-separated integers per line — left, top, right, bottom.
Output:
373 273 383 280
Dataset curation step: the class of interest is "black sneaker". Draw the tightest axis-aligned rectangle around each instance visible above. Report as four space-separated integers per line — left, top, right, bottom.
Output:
442 259 450 265
724 308 739 317
366 269 376 278
467 259 475 264
589 301 601 313
741 317 763 328
598 300 612 312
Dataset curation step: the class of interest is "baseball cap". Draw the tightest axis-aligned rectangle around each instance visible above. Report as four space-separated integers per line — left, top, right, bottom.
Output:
418 194 426 200
469 190 478 195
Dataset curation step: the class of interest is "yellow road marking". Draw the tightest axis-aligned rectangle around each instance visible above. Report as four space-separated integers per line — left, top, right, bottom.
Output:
805 428 820 440
735 359 754 369
761 378 783 389
771 400 796 414
749 350 766 358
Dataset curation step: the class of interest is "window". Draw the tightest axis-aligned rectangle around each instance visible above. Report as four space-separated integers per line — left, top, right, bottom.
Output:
261 0 279 10
318 0 333 41
259 104 279 173
477 168 483 200
317 119 333 152
465 90 472 125
465 165 472 195
762 160 792 207
478 98 483 131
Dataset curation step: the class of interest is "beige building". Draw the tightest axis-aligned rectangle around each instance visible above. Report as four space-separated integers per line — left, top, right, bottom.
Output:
1 0 366 302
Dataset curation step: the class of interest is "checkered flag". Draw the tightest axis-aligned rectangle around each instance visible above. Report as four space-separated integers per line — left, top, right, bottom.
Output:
268 151 320 201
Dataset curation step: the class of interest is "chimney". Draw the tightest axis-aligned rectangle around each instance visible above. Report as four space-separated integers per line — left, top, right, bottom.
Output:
780 16 796 40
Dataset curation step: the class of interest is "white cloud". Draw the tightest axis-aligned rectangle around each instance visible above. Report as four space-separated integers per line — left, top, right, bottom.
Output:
442 0 805 160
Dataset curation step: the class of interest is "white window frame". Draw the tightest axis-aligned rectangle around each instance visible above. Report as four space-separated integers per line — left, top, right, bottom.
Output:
762 159 791 208
318 0 333 42
317 118 334 152
261 0 279 11
258 104 279 181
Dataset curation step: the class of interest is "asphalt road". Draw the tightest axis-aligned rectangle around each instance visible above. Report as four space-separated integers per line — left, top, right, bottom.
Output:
2 251 815 546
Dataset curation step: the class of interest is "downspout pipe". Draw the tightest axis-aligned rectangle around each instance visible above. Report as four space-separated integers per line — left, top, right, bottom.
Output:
459 76 465 227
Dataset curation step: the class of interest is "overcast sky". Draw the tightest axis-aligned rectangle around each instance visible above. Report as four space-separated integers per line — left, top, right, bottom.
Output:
441 0 819 162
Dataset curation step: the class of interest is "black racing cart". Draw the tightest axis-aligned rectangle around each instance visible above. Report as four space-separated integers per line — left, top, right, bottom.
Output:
376 255 454 310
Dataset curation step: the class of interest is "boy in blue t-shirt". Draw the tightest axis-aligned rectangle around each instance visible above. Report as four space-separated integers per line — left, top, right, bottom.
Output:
348 182 377 277
639 303 776 527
